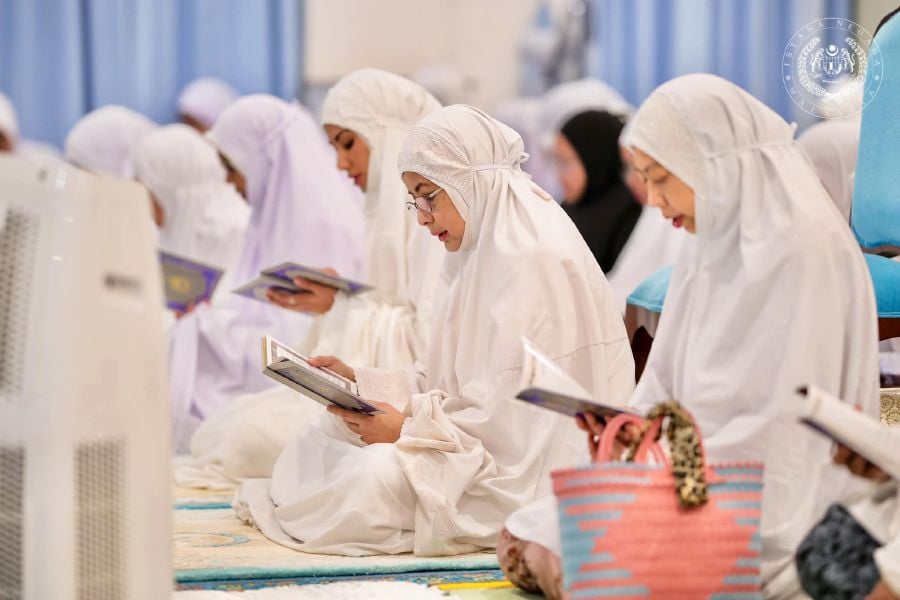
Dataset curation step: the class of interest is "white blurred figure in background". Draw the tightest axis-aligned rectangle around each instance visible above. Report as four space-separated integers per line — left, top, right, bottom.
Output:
177 77 240 133
798 116 861 224
65 105 158 178
492 97 548 195
0 91 64 166
132 123 250 292
413 65 477 107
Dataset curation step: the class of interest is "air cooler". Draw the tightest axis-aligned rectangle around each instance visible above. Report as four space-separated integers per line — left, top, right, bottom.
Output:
0 156 171 599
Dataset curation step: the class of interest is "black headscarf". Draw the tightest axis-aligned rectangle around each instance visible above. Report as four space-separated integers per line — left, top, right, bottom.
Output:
560 110 641 273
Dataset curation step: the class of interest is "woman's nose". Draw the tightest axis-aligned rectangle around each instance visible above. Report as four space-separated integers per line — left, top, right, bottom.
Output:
416 209 432 227
646 187 665 209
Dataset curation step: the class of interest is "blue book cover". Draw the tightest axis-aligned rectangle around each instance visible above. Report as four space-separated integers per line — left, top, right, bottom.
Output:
159 251 223 312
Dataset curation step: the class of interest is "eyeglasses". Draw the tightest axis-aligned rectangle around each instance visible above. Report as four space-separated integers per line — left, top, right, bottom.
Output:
405 187 442 214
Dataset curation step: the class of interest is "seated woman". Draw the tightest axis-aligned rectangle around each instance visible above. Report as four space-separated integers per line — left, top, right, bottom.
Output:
499 74 880 598
268 68 446 369
166 95 364 449
132 124 249 287
553 110 642 273
175 70 446 490
234 105 635 556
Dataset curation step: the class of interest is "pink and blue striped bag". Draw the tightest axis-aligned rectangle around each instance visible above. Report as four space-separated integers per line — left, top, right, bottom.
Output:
552 409 764 599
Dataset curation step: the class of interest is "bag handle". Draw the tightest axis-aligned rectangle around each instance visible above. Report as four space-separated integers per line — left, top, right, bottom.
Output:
630 401 710 508
595 413 668 466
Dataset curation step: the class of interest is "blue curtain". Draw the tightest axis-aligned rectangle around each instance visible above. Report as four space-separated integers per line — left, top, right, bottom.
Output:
589 0 851 128
0 0 302 148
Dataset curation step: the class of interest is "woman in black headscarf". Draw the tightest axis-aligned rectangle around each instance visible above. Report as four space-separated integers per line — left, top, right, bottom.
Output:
554 110 641 272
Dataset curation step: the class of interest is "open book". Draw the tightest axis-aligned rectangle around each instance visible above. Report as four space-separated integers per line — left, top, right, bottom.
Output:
514 338 639 420
261 336 384 415
159 250 223 311
798 385 900 481
233 262 373 303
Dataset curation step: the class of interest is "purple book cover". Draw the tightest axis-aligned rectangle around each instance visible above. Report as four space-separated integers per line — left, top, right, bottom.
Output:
262 262 374 295
159 251 223 312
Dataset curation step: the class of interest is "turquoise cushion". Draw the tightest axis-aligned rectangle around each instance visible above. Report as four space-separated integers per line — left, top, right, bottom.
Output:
624 257 899 318
865 254 900 318
852 15 900 249
625 265 673 314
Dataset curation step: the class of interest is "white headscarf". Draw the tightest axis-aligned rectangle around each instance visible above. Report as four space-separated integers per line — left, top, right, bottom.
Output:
320 68 441 307
167 95 365 450
65 105 157 178
0 91 19 147
797 116 861 223
132 124 249 273
394 105 634 554
628 74 880 594
538 78 633 151
177 77 240 130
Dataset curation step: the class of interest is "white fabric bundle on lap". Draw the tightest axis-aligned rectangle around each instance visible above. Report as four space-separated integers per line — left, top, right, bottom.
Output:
236 105 634 557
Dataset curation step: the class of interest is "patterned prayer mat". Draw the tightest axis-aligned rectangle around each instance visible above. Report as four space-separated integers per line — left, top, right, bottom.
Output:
173 483 236 509
174 507 502 590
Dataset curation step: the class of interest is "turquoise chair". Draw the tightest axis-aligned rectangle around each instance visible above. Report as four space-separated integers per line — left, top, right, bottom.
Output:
624 265 672 381
851 13 900 340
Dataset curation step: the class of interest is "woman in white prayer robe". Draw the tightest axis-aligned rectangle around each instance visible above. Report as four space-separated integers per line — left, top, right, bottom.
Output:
65 105 157 178
177 77 239 133
132 124 249 289
174 71 446 489
500 74 880 599
266 68 446 370
165 95 364 450
234 105 634 557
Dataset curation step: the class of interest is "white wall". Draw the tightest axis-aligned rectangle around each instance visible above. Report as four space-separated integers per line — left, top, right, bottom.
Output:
304 0 549 110
856 0 898 36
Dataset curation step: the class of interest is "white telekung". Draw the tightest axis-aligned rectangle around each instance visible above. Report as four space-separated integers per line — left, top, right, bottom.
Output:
0 156 171 599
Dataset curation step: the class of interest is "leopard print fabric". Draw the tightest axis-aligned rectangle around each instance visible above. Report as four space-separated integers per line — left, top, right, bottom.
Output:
628 400 708 508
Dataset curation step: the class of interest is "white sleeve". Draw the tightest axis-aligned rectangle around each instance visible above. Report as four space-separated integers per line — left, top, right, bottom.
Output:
300 291 428 370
